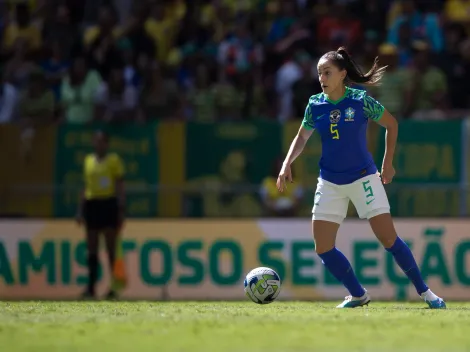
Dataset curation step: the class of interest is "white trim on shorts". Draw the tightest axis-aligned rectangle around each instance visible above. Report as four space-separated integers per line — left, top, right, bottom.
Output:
312 213 345 224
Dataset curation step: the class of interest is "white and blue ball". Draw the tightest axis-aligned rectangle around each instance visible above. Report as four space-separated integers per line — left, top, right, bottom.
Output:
244 267 281 304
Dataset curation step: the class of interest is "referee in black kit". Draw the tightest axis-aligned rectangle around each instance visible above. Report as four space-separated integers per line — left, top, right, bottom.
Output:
76 130 125 299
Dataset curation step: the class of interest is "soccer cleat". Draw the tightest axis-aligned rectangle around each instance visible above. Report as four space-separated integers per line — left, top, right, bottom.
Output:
80 289 96 300
336 291 371 308
105 290 118 301
421 290 446 309
424 298 446 309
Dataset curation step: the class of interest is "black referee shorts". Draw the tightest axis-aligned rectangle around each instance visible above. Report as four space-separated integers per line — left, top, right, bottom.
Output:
83 197 119 231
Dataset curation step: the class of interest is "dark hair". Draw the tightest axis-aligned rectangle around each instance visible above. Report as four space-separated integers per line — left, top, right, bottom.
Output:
322 47 386 86
94 130 109 142
16 3 30 27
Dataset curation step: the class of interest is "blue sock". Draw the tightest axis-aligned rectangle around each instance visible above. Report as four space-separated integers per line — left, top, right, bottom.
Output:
318 247 365 297
386 236 428 295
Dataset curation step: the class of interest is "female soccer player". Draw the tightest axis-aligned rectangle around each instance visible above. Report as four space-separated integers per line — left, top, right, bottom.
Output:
277 47 446 309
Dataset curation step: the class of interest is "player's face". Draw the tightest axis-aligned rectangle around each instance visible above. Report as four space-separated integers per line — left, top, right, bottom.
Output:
317 58 347 95
93 133 108 156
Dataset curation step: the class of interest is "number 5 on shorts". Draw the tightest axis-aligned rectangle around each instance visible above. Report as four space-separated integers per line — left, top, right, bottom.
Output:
362 180 374 198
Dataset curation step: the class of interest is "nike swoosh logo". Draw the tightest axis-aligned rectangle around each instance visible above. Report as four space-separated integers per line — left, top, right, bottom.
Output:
366 199 375 205
316 114 325 120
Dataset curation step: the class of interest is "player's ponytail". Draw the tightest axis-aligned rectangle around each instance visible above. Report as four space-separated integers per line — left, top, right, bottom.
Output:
325 47 387 86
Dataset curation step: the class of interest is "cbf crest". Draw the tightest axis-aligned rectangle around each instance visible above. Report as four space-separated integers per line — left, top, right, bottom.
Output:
345 107 355 121
329 109 341 123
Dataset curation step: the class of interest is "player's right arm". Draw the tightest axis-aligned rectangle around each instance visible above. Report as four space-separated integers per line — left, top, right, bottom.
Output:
277 104 314 192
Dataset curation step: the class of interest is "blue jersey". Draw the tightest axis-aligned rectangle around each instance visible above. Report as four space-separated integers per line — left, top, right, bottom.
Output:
302 87 385 185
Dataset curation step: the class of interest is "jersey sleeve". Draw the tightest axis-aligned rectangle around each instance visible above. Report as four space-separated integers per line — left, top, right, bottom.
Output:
363 93 385 121
301 103 315 130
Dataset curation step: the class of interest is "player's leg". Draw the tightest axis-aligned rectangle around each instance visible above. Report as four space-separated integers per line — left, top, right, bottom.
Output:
82 200 100 298
350 174 446 309
369 213 445 308
312 179 370 308
85 230 99 298
103 198 120 300
104 228 118 299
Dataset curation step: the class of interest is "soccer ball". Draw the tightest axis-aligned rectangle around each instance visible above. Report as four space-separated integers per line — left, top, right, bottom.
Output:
244 267 281 304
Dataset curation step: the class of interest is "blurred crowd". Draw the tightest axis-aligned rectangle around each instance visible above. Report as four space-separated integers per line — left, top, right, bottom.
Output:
1 0 470 138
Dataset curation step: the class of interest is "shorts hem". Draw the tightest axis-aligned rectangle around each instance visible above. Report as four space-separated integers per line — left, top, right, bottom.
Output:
85 223 119 231
364 207 390 220
312 213 344 224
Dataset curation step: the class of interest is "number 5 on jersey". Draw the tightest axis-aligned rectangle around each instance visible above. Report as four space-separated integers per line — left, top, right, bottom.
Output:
330 123 339 139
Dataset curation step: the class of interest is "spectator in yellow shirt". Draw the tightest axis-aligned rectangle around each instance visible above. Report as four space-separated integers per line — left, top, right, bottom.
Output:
3 3 41 53
7 0 38 13
200 2 234 42
83 5 123 48
145 3 177 62
445 0 470 24
165 0 187 22
260 158 304 217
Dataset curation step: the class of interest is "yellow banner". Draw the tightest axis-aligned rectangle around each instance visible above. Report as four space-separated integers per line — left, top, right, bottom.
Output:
0 125 56 217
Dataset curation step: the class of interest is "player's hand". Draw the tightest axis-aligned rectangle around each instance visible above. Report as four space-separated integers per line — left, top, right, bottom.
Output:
75 213 83 227
381 163 395 184
117 208 125 229
277 163 293 192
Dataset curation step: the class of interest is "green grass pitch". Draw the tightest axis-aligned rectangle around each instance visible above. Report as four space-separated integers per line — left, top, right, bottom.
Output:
1 301 470 351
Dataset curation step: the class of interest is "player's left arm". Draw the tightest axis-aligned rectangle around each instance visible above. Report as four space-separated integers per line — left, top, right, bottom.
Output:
364 94 398 184
375 110 398 184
